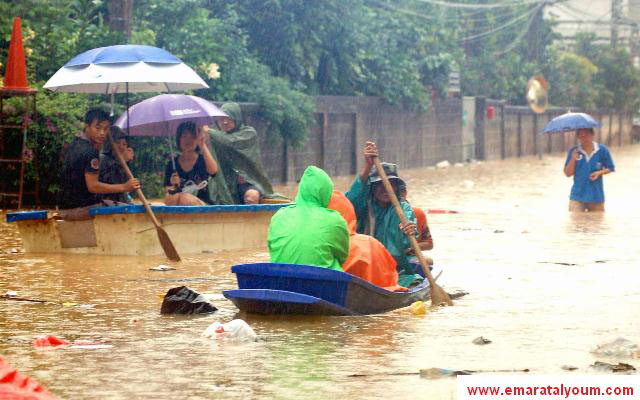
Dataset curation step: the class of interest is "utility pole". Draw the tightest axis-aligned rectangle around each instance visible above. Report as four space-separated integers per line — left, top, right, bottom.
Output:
108 0 134 41
611 0 623 48
527 2 545 63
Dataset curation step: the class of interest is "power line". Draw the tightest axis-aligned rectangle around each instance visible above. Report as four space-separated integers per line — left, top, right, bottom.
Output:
371 0 528 23
460 5 540 41
494 3 543 55
414 0 547 10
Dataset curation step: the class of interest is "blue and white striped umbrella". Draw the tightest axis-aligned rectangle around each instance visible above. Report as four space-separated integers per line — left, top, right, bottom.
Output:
44 45 208 94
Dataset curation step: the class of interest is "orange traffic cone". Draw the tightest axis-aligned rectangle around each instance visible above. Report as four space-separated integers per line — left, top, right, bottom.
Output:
2 17 32 91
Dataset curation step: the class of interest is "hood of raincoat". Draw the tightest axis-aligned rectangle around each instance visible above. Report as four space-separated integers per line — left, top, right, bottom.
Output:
295 166 333 208
328 190 357 235
221 102 244 131
268 166 348 270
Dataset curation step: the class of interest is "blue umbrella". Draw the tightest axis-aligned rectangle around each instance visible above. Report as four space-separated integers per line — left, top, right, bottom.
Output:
44 45 208 93
543 112 601 134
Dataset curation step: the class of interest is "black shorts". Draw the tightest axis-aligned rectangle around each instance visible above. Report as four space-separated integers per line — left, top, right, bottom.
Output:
237 183 262 203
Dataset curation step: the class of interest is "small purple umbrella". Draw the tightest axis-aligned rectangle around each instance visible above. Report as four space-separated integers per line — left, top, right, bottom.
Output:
114 94 227 137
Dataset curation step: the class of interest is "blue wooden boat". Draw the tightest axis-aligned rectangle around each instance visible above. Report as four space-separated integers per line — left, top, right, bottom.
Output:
223 263 442 316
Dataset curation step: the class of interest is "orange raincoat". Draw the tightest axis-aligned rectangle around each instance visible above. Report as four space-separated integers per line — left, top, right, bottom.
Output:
328 191 400 288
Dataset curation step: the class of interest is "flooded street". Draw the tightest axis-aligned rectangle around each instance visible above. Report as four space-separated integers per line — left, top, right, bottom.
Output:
1 145 639 399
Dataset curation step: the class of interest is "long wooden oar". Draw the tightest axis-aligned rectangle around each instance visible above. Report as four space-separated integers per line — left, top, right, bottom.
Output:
372 157 452 306
107 132 181 261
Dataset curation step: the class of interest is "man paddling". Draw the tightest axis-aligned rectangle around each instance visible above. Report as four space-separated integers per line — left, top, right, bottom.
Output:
345 141 422 287
57 109 140 220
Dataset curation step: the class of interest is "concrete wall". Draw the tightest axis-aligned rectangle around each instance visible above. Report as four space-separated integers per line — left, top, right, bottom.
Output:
239 96 633 184
244 95 463 183
475 97 633 162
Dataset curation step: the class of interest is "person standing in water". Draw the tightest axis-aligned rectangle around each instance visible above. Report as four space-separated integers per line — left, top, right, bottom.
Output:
564 128 615 212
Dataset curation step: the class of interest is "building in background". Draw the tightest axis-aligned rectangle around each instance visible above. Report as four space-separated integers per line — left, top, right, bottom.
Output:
545 0 640 60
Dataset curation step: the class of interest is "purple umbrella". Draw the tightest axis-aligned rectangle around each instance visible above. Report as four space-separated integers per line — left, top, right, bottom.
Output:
114 94 227 137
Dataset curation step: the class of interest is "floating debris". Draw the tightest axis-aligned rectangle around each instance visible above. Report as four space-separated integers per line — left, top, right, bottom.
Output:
493 230 504 234
592 338 640 359
472 336 492 345
448 290 469 300
203 319 257 342
5 290 17 297
33 335 112 350
420 368 471 378
462 180 475 189
161 286 217 315
538 261 578 266
436 160 450 169
348 368 529 379
590 361 636 373
410 301 427 316
150 264 176 271
561 365 578 371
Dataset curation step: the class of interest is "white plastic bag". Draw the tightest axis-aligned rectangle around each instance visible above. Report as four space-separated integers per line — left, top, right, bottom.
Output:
181 180 207 196
591 337 640 358
202 319 257 342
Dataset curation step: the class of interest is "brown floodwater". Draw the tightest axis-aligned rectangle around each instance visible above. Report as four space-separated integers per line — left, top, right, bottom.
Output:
1 145 639 399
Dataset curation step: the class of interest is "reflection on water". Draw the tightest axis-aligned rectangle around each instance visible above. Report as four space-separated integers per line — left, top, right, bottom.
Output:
1 145 639 398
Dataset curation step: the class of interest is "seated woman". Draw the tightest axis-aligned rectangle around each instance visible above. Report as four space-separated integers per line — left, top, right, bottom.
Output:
98 126 135 205
328 191 407 291
164 122 218 206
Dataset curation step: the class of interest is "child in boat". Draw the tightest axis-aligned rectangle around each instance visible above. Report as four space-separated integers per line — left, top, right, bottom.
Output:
328 191 408 292
398 183 434 266
164 122 219 206
57 108 140 220
268 166 349 271
345 141 422 288
98 126 135 205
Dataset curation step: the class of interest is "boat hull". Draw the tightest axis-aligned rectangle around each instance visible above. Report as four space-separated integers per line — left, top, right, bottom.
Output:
6 204 287 256
223 263 441 316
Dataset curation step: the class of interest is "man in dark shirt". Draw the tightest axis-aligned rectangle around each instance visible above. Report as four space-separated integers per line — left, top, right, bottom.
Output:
57 109 140 220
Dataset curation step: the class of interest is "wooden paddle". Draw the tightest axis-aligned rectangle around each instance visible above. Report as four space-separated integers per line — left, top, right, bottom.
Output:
107 131 181 261
372 157 452 306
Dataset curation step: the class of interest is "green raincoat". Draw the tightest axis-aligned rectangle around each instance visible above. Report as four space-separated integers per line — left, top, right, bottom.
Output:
208 102 283 204
346 176 421 287
268 166 349 271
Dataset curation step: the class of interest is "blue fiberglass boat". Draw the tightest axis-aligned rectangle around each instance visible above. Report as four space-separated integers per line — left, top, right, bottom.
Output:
223 263 443 316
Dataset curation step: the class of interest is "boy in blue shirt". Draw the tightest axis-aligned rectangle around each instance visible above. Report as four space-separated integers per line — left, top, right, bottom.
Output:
564 128 615 212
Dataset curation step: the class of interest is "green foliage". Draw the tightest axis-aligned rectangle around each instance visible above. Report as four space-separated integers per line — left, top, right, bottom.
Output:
1 1 124 87
133 0 314 144
546 32 640 112
230 0 460 109
2 0 640 205
547 51 598 111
